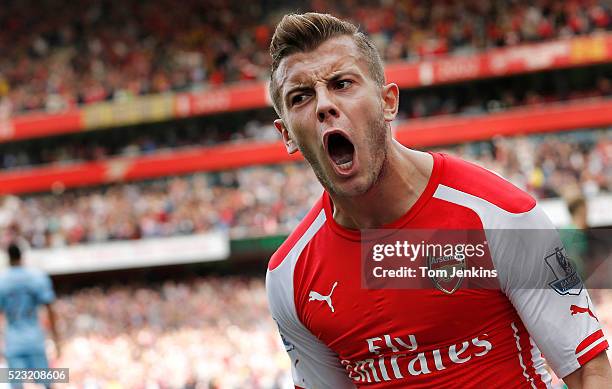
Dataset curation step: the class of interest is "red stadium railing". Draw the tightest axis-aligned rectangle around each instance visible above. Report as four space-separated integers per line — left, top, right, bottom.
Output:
2 33 612 143
2 98 612 195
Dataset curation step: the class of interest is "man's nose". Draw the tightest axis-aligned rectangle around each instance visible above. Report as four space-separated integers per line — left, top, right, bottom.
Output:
316 90 340 123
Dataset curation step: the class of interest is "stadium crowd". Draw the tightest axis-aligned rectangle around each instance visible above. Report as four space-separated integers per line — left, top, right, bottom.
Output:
0 113 279 171
2 0 612 113
0 129 609 249
2 70 612 171
1 276 291 388
1 275 610 388
2 1 611 388
438 129 611 199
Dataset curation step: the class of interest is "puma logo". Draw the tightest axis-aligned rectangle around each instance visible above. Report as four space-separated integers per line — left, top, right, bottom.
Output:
308 281 338 313
570 304 598 321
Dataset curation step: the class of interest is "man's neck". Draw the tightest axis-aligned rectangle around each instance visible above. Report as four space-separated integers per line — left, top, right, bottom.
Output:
330 142 434 229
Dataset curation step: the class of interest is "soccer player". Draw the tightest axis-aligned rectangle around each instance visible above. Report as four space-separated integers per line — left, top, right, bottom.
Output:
0 243 60 389
265 12 611 388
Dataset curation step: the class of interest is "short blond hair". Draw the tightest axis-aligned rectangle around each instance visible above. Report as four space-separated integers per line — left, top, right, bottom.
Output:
269 12 385 115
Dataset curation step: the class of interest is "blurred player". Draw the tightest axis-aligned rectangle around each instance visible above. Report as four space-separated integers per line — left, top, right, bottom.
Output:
265 12 611 388
561 195 589 277
0 243 60 389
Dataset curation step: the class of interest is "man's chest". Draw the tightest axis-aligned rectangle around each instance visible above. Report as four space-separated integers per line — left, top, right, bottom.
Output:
293 241 519 370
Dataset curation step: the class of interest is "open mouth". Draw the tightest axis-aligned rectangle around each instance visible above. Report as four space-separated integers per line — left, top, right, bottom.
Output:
325 131 355 171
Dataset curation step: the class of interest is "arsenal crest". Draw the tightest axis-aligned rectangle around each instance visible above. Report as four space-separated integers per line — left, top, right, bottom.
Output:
427 255 466 294
545 247 583 295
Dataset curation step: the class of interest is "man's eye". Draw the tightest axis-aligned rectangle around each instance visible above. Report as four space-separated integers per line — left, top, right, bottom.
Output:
291 94 308 105
335 80 353 89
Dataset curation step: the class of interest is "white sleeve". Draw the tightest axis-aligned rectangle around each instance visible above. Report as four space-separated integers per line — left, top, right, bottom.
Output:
266 263 355 389
492 205 609 378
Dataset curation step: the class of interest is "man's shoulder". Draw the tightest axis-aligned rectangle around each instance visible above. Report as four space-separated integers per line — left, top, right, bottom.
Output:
268 194 327 272
3 267 49 286
437 153 536 214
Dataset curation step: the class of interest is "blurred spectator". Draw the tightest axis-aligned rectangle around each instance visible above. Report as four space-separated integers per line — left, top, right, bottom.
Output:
560 195 589 277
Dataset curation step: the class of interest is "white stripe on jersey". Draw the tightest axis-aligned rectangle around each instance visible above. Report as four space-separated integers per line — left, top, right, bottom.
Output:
511 322 538 389
529 337 553 389
576 335 607 359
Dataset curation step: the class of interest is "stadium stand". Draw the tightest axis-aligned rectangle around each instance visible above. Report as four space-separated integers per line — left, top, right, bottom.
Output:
51 276 290 389
0 129 609 249
45 279 612 388
1 65 612 170
2 0 612 113
0 1 611 388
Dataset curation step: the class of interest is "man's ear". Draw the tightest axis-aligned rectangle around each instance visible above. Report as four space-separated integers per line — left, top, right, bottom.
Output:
381 83 399 122
274 119 298 154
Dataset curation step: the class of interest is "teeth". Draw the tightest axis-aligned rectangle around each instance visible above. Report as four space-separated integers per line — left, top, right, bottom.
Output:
337 160 353 170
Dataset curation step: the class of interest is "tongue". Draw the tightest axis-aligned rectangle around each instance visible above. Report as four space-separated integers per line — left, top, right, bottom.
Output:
328 134 354 166
333 151 353 165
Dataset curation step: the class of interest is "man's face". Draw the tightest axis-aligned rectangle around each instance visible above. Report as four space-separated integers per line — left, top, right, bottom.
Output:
274 36 397 197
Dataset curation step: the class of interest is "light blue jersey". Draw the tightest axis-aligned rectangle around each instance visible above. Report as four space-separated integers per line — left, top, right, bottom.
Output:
0 267 55 356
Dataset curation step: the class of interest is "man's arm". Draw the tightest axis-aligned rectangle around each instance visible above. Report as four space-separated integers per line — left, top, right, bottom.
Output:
489 205 609 379
266 263 355 389
563 352 612 389
45 303 61 359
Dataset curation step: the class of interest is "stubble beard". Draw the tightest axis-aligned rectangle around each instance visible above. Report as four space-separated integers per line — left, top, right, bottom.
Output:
299 112 388 198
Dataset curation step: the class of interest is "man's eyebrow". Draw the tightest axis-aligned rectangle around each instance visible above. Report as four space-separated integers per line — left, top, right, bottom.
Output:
285 84 310 97
327 73 344 83
327 69 360 81
283 84 311 106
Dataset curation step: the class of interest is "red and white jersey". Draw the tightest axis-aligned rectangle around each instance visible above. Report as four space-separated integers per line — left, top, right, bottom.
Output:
266 153 609 388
